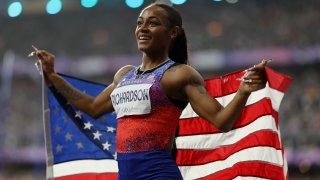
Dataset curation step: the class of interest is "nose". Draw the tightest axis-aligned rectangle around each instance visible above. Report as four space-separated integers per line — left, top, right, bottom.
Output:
137 23 149 33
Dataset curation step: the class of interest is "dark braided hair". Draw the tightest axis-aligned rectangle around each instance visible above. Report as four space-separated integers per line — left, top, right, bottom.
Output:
152 3 189 64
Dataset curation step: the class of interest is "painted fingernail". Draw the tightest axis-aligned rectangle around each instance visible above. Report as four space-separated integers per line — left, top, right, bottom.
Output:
32 45 38 51
248 66 255 71
236 78 252 83
28 51 36 57
263 59 272 63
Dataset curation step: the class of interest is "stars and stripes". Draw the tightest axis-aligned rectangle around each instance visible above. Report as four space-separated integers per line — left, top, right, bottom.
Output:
175 67 292 179
45 74 118 180
44 68 291 180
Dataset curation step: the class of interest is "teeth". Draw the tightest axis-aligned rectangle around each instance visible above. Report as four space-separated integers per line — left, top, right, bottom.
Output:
139 36 151 40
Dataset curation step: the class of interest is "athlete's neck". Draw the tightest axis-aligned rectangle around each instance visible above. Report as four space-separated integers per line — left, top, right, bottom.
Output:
141 54 169 71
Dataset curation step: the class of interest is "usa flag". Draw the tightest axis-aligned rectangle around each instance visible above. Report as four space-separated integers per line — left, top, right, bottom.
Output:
44 68 292 180
176 67 292 179
45 74 118 180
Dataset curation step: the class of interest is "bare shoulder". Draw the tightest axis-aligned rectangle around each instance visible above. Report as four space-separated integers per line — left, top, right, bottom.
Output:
164 64 203 84
113 65 135 84
162 64 205 100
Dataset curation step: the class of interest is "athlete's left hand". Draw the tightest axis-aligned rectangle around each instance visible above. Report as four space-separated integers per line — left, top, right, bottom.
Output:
237 59 270 96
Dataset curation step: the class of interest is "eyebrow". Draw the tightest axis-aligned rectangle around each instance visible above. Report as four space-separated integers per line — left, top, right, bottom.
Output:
137 16 159 20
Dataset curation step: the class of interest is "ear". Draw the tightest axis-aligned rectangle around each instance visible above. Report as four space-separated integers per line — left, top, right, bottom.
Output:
169 26 180 39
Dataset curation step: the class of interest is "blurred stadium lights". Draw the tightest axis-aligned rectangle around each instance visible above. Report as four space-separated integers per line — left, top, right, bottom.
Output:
0 0 241 17
81 0 98 8
7 1 22 17
226 0 238 4
125 0 144 8
46 0 62 15
207 20 224 37
170 0 187 5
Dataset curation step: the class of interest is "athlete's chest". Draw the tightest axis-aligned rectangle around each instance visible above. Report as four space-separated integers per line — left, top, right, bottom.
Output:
110 76 156 118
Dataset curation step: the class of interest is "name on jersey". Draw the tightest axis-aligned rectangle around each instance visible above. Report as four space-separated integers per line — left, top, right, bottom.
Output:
111 79 154 118
111 88 149 106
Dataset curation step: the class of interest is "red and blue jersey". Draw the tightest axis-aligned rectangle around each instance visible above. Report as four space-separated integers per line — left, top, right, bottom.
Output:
111 60 182 153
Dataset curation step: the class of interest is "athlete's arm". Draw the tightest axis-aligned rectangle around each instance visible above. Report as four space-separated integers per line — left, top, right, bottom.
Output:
38 50 134 118
163 61 267 132
183 67 248 131
47 66 134 118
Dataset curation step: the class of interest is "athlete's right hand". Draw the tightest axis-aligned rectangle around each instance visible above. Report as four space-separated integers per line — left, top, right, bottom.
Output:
36 50 56 77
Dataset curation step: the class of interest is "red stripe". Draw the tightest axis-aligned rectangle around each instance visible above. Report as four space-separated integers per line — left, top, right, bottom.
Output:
176 130 281 165
204 69 243 97
175 69 290 179
265 67 292 93
178 98 278 136
203 67 292 97
55 173 118 180
199 161 285 180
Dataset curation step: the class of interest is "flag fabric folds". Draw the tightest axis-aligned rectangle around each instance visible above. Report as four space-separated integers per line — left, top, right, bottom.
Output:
44 68 292 180
45 74 118 180
176 67 292 179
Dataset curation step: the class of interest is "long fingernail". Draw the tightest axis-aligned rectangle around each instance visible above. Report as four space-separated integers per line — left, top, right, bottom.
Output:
247 66 255 71
28 51 36 57
236 78 252 83
32 45 39 51
236 78 243 81
263 59 272 63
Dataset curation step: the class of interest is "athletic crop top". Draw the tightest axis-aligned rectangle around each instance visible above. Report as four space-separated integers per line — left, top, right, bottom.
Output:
110 60 182 153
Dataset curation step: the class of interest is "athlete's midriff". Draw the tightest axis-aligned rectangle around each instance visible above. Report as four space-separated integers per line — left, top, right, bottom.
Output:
116 79 182 153
117 105 181 153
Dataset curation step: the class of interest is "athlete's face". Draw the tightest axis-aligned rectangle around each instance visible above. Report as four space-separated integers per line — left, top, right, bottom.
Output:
135 5 174 55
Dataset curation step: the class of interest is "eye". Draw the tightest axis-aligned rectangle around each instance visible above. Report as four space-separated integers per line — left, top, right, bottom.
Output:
137 20 143 27
149 21 159 26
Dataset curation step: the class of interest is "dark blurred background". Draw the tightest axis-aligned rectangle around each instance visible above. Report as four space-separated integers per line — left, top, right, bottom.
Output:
1 0 320 179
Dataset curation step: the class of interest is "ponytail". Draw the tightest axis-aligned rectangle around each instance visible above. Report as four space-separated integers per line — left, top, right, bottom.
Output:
153 3 189 64
169 28 188 64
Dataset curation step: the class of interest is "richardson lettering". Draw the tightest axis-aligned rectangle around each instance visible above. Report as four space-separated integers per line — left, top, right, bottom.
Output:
111 88 149 106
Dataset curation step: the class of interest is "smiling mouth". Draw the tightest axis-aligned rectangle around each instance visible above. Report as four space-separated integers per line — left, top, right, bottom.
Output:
138 35 151 41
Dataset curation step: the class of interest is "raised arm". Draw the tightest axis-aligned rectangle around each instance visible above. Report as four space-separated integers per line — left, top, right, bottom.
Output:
172 60 268 132
37 50 134 118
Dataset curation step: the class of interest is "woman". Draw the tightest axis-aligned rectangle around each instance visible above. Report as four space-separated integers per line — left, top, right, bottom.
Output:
37 3 268 180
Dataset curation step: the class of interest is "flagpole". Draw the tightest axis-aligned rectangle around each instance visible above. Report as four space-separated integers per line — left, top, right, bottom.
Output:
36 61 54 180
